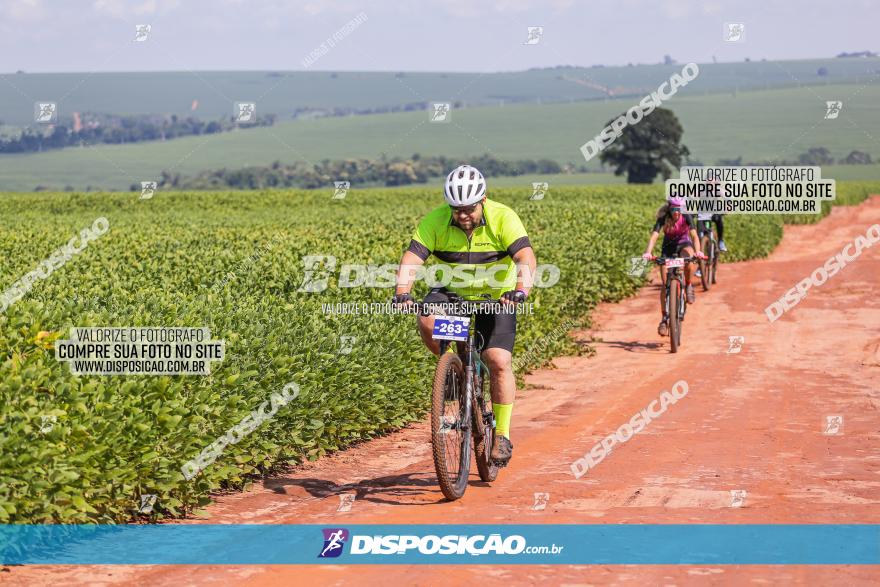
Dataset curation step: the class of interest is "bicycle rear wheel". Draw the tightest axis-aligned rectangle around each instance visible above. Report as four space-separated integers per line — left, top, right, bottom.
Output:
472 364 499 482
699 235 711 291
668 279 681 353
431 352 471 500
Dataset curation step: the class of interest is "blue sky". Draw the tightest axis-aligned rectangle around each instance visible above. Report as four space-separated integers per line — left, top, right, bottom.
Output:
0 0 877 73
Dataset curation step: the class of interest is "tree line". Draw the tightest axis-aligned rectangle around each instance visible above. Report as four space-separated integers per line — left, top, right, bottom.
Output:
0 113 275 154
146 154 583 191
715 148 874 167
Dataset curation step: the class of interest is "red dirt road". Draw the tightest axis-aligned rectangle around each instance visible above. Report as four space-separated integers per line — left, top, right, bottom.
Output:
7 197 880 586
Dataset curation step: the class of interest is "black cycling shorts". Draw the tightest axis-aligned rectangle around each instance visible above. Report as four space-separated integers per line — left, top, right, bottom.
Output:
696 215 722 237
422 288 516 353
661 238 694 258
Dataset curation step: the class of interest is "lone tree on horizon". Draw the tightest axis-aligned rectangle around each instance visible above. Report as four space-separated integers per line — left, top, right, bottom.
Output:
599 107 690 184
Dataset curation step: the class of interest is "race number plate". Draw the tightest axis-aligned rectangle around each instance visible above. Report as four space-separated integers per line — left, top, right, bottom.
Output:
665 258 685 268
432 316 470 341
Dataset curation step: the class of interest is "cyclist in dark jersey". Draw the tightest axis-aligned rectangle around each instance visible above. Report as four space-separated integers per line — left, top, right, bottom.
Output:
697 180 727 253
694 211 725 279
695 213 727 247
642 196 706 336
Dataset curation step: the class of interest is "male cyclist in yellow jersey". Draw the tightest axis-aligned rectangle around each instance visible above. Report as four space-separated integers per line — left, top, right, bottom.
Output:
391 164 537 466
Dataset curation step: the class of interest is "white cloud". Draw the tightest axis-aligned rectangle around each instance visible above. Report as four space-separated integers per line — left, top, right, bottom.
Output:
5 0 48 21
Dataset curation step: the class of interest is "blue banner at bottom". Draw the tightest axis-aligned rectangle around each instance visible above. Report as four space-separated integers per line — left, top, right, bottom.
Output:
1 524 878 565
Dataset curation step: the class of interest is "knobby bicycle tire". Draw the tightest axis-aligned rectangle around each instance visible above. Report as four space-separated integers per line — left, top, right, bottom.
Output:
431 352 471 500
669 278 681 353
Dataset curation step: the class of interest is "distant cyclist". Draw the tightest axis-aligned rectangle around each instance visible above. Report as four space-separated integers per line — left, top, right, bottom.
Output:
698 179 727 254
391 164 537 466
696 211 727 252
642 195 706 337
694 210 725 280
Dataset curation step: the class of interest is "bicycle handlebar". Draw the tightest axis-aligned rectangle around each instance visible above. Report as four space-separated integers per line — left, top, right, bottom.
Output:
650 256 702 265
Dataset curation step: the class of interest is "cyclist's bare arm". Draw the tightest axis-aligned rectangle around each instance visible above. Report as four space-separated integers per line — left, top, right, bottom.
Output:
511 246 537 298
645 230 660 256
394 250 425 301
689 228 703 255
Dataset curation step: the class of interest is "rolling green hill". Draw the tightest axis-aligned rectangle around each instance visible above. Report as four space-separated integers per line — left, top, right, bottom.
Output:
1 82 878 191
2 58 878 127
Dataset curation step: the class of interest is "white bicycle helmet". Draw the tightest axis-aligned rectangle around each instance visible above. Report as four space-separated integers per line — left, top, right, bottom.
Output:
444 164 486 207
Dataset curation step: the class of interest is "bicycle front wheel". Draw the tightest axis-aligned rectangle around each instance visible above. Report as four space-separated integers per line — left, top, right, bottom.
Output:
668 279 681 353
699 236 711 291
431 352 471 500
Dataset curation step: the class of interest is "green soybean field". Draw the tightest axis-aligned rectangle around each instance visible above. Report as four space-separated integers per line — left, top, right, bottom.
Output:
1 182 877 523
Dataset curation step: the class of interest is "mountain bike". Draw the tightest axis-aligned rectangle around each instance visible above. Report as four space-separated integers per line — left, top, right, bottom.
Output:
697 219 720 291
653 256 698 353
426 296 501 501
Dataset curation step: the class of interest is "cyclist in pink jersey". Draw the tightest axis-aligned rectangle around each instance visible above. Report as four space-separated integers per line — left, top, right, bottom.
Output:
642 196 706 336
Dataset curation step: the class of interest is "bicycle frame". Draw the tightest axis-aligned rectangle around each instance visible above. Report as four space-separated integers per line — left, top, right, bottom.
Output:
666 266 686 321
436 299 497 440
655 256 697 320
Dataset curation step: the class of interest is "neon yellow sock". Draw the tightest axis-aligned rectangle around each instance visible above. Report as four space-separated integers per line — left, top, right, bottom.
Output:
492 403 513 439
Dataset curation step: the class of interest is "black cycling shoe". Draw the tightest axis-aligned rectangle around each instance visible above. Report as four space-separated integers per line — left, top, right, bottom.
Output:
658 319 669 337
490 435 513 467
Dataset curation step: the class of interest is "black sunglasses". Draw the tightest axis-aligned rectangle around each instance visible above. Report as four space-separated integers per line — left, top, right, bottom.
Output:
451 203 481 214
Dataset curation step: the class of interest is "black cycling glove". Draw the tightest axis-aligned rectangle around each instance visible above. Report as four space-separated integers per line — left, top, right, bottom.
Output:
391 292 413 305
501 289 527 304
